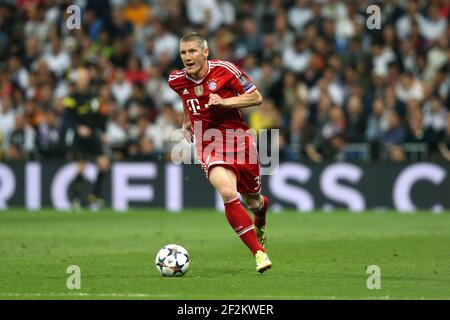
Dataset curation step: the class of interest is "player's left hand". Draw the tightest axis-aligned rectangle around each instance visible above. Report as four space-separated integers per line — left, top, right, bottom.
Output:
208 93 227 107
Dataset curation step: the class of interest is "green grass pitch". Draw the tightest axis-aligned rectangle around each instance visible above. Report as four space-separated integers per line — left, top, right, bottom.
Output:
0 209 449 300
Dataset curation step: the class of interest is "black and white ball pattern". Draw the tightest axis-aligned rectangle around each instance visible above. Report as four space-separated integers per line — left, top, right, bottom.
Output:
155 244 190 277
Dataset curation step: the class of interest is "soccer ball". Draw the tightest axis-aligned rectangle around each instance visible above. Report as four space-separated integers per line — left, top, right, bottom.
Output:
155 244 190 277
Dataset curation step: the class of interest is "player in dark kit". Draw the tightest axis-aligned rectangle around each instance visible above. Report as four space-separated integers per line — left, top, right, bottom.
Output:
168 33 272 273
63 68 110 210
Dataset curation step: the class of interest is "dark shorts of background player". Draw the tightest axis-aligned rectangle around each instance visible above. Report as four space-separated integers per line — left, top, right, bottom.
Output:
72 134 104 160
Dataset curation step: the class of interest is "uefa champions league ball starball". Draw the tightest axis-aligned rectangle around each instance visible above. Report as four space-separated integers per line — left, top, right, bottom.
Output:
155 244 190 277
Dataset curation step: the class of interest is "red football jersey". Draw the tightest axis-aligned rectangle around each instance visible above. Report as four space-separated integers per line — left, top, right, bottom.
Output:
168 59 258 155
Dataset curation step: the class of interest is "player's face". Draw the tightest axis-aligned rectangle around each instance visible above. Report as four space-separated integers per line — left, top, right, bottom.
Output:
180 41 209 79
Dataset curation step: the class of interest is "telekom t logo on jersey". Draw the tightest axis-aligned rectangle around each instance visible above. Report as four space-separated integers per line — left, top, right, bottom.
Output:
186 99 210 114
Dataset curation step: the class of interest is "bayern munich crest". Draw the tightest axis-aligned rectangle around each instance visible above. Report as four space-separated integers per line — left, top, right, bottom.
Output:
207 80 217 91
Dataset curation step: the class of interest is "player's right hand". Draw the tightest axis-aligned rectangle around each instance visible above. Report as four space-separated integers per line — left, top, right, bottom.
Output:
208 93 226 107
181 122 193 142
181 127 194 142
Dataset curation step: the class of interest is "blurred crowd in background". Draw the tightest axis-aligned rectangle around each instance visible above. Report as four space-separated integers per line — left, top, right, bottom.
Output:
0 0 449 163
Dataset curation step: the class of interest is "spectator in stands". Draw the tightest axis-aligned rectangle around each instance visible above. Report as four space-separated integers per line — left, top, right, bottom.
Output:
423 96 447 133
387 144 407 163
111 68 132 108
146 103 178 153
438 114 450 162
0 95 16 155
272 10 295 54
152 20 179 67
288 0 314 34
345 95 367 143
106 109 129 160
277 129 299 162
128 136 163 161
236 17 264 58
425 35 448 81
42 37 71 79
107 5 134 38
123 0 152 29
186 0 223 33
7 114 35 160
381 110 406 146
288 104 319 162
404 105 428 143
423 96 448 158
282 36 312 74
328 133 347 161
257 59 281 100
385 86 406 117
241 54 262 89
146 65 180 107
365 97 388 160
23 100 42 130
90 30 114 60
217 0 236 27
35 109 64 159
249 99 281 134
319 106 346 160
395 0 423 40
395 71 425 104
417 4 447 42
23 3 50 42
84 9 104 42
321 100 341 131
9 55 29 91
207 25 235 61
125 83 156 122
126 56 148 85
22 36 42 71
372 40 397 80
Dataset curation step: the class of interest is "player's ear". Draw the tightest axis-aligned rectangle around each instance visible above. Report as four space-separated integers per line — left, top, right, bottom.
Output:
204 47 209 60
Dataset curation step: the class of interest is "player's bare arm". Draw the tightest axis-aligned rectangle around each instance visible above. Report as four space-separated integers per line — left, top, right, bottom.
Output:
208 90 263 108
181 109 193 142
182 108 192 131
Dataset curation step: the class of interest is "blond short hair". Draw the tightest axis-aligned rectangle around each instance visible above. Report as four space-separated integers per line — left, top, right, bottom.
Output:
180 32 208 50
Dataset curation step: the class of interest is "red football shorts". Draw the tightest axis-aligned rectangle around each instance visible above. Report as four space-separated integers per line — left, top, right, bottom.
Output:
198 142 262 195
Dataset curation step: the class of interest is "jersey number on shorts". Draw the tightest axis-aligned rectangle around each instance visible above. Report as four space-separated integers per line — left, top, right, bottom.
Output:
254 176 261 191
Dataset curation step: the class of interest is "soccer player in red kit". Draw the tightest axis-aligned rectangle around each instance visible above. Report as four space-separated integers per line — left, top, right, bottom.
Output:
168 33 272 273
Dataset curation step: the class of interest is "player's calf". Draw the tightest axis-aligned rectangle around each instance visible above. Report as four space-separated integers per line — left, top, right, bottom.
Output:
246 194 269 228
244 194 269 247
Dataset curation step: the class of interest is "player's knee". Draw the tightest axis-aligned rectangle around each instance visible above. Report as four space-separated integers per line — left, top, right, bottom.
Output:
219 187 238 203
